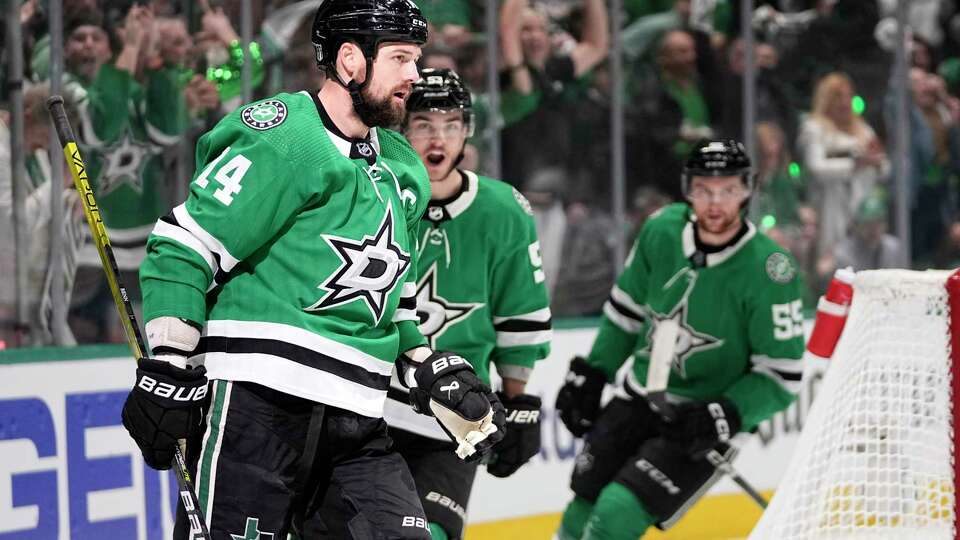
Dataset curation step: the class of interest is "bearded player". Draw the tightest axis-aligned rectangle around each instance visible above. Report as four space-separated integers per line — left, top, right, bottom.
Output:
554 140 804 539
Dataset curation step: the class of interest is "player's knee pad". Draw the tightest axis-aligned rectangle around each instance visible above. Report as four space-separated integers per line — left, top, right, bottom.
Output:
581 483 656 540
570 397 659 502
614 438 735 528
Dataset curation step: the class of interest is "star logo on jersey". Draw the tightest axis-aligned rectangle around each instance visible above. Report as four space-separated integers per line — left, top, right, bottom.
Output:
97 132 154 195
241 100 287 130
306 206 410 323
230 517 274 540
415 263 483 348
646 302 723 378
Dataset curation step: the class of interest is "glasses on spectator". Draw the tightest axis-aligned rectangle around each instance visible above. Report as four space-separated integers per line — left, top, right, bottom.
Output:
405 121 466 140
687 186 749 203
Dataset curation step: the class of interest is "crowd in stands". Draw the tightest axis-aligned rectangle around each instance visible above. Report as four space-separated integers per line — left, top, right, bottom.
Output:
3 0 960 347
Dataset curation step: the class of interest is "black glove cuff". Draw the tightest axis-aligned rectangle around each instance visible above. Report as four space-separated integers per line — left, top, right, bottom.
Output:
496 392 542 425
413 351 475 392
569 356 607 391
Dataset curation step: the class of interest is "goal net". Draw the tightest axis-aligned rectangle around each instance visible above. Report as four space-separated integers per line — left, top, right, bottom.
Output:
749 269 960 540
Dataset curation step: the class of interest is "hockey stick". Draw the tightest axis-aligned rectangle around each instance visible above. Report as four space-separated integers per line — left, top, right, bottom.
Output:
46 96 212 540
646 319 769 510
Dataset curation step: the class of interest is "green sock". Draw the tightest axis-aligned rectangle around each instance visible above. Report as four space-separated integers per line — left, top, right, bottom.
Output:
428 522 449 540
558 496 595 540
581 483 656 540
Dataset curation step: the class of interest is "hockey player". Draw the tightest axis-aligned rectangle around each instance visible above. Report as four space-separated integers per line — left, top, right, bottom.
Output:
319 67 553 540
119 2 505 539
554 139 805 539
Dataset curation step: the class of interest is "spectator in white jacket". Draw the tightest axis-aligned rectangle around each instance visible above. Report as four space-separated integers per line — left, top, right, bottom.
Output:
797 71 890 260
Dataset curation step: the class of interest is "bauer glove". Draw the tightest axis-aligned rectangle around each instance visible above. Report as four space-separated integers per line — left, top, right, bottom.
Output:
555 356 606 437
487 392 542 478
398 351 506 461
121 358 208 470
661 398 742 457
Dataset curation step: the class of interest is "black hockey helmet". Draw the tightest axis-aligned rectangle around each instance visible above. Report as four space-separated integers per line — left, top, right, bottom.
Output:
681 139 754 197
311 0 428 73
405 68 474 136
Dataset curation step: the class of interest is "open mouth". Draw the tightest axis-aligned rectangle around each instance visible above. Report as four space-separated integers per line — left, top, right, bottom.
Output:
426 152 445 166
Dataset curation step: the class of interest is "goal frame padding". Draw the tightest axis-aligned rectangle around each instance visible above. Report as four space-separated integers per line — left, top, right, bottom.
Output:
947 270 960 540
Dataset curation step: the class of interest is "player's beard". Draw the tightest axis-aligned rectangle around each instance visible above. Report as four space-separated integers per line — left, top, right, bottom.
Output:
698 209 742 236
355 85 405 128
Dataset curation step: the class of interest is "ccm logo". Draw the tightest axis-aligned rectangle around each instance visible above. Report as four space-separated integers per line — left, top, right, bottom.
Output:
431 354 467 374
505 409 540 424
707 402 731 442
137 375 207 402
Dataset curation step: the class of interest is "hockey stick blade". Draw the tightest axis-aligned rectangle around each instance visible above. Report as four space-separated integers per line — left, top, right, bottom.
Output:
46 95 212 540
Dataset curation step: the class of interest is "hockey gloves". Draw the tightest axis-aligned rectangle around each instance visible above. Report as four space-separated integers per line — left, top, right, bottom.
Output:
487 392 542 478
555 356 607 437
121 358 208 470
401 351 506 461
661 398 742 457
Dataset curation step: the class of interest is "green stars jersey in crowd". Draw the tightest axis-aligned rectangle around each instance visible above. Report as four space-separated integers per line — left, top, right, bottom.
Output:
384 171 553 440
140 91 431 418
64 64 189 270
587 203 805 431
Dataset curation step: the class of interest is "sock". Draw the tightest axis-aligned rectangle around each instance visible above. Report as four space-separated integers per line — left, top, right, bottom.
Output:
581 483 656 540
429 522 449 540
558 496 594 540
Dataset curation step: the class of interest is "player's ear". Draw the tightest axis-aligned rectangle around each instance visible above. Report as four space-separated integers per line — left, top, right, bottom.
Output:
336 41 366 84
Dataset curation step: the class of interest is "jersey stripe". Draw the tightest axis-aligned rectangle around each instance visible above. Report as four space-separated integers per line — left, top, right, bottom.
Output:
172 204 241 273
203 319 392 377
198 336 390 391
496 329 552 347
384 381 450 441
196 380 231 528
609 285 646 320
199 352 389 417
603 301 644 333
494 318 552 333
392 308 419 322
751 364 803 394
152 218 218 278
492 307 551 324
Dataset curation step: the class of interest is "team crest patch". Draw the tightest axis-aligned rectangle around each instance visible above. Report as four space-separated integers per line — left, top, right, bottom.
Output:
765 252 796 284
241 100 287 130
512 188 534 216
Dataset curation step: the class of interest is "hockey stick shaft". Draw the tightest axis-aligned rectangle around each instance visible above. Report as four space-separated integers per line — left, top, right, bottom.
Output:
705 449 768 509
46 96 212 540
646 318 768 510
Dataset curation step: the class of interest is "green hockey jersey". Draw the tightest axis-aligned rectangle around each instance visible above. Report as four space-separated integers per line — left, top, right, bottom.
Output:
65 64 189 270
588 203 804 430
140 91 430 418
384 171 552 440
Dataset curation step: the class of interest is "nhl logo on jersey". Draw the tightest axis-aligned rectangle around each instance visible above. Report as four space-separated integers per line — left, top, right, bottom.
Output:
241 100 288 131
355 142 374 157
306 207 411 323
765 252 795 284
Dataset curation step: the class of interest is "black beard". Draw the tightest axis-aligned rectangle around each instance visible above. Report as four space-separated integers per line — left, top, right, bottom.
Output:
355 85 404 128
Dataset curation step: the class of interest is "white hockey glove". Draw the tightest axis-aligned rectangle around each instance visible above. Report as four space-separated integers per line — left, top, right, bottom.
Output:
398 351 506 460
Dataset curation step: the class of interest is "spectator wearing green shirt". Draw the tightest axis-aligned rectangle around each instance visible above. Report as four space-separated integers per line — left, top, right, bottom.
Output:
632 29 719 200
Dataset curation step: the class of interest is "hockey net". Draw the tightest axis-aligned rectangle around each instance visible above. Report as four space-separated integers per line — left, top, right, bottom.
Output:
749 269 960 540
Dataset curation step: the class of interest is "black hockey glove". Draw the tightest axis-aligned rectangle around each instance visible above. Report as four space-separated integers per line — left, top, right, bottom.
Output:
487 392 542 478
121 358 208 470
401 351 506 461
661 398 742 457
555 357 607 437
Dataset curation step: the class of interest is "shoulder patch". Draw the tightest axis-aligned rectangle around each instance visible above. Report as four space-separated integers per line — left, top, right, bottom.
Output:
241 100 288 130
765 252 796 284
512 187 534 216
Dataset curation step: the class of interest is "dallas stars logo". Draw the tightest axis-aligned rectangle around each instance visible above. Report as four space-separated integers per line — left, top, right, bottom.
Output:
415 264 483 347
241 100 287 130
646 303 723 378
231 517 273 540
97 131 155 194
306 207 410 323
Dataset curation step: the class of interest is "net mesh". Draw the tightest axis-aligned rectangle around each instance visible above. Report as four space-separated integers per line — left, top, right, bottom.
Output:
749 270 957 540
